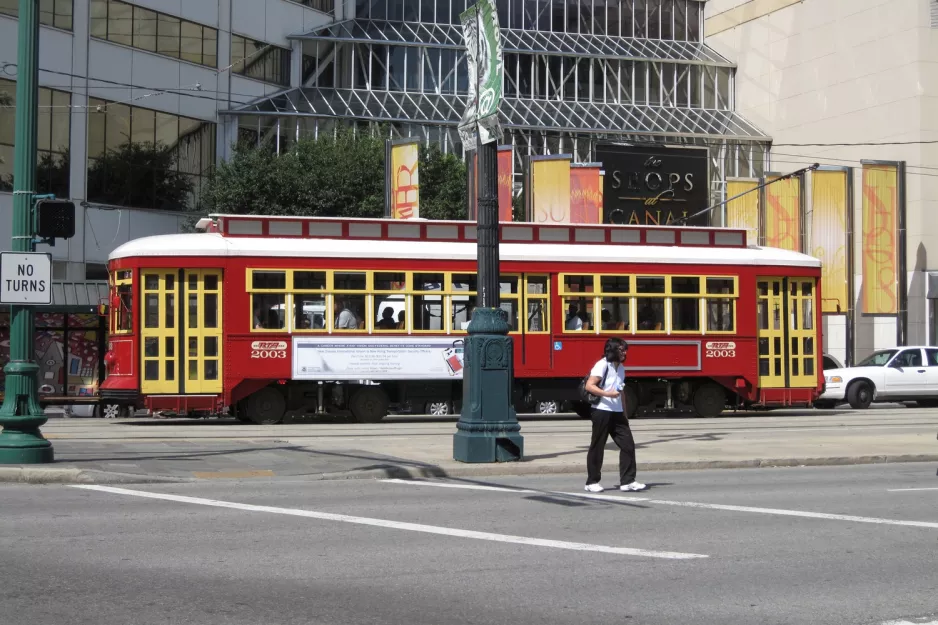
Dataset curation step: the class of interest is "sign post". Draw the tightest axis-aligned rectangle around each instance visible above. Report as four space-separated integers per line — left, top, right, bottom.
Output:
0 0 54 464
454 0 523 463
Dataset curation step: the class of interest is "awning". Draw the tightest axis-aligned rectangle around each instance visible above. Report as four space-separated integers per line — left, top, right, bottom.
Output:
292 19 734 67
50 281 110 310
223 87 769 142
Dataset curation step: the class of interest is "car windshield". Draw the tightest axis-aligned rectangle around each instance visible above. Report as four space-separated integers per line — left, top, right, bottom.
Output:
856 350 898 367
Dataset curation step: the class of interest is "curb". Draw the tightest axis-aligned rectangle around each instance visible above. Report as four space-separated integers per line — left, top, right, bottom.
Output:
0 467 187 485
3 454 937 485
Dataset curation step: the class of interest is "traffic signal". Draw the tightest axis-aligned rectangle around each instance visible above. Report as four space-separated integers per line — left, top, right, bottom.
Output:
34 199 75 240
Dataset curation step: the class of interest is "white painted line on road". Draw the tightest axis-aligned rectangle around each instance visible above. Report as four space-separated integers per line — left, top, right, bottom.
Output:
381 478 539 493
71 485 707 560
887 487 938 492
620 497 938 530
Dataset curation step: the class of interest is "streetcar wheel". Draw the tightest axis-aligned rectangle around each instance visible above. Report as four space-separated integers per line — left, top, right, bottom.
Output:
96 403 128 419
246 387 286 425
693 383 726 418
425 401 453 416
535 400 559 415
846 381 873 410
350 387 390 423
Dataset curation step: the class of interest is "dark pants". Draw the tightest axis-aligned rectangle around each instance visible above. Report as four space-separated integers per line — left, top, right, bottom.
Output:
586 408 637 486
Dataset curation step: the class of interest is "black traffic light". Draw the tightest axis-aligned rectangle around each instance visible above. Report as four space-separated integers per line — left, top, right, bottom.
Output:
34 199 76 240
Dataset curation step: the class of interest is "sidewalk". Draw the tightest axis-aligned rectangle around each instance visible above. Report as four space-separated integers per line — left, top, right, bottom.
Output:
1 407 937 484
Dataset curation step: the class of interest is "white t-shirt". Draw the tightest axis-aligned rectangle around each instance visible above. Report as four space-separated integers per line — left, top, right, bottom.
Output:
590 358 625 413
335 309 358 329
566 315 583 331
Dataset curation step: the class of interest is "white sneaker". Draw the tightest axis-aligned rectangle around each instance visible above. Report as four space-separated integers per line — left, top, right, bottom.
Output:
620 481 647 492
584 483 605 493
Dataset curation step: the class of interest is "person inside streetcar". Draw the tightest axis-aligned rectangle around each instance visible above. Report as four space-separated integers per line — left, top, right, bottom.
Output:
377 307 397 330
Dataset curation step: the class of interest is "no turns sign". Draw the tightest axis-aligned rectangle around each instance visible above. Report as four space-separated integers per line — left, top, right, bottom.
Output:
0 252 52 305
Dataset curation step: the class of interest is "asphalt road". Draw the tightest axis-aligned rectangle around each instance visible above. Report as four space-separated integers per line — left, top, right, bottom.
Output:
3 463 938 625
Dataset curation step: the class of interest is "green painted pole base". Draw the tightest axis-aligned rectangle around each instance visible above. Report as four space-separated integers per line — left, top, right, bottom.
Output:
0 361 54 464
453 307 524 463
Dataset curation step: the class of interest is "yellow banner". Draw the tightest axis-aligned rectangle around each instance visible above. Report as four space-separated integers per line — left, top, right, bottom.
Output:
764 175 801 252
861 163 899 314
530 158 571 224
389 141 419 219
811 170 850 314
725 179 759 246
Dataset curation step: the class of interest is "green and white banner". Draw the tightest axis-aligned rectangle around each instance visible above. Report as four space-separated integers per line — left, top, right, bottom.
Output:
459 0 503 146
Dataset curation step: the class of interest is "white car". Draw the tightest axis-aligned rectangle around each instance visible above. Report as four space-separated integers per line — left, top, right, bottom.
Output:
819 347 938 409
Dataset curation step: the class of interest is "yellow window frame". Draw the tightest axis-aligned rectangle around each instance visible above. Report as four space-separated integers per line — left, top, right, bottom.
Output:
372 271 409 333
111 270 134 335
703 275 739 334
667 275 704 335
523 274 550 335
596 273 633 334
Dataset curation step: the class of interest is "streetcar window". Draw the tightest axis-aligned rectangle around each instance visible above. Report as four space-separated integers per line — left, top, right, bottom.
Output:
374 272 407 292
600 276 631 294
501 300 520 332
563 297 593 331
707 300 735 332
672 299 700 332
334 295 366 330
292 295 326 331
671 277 701 294
252 294 285 330
450 274 477 293
636 276 665 332
294 271 327 291
335 272 367 291
707 278 735 295
600 297 629 331
451 294 474 331
116 284 132 333
499 275 521 295
413 295 444 331
375 295 406 331
414 273 444 292
563 274 593 294
525 275 550 334
251 270 286 290
636 276 665 294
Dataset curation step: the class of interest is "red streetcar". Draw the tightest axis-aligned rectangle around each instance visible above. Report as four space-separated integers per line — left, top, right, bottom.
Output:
99 214 824 423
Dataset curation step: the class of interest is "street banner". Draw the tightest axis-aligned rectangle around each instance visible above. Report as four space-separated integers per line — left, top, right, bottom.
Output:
861 163 899 314
570 164 603 224
526 155 571 224
811 169 851 314
498 145 513 221
764 174 802 252
725 178 760 246
386 139 420 219
458 0 503 146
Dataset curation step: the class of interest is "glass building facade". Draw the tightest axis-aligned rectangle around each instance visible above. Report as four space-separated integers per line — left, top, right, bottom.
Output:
230 0 770 213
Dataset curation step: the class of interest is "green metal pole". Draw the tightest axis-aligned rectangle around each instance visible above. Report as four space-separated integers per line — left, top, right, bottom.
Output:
0 0 53 464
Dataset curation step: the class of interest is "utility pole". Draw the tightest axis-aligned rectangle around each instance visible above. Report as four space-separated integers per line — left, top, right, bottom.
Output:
453 0 523 463
0 0 53 464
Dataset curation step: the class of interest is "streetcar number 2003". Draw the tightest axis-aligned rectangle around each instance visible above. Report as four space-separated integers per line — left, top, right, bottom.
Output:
705 341 736 358
250 341 288 359
252 349 287 359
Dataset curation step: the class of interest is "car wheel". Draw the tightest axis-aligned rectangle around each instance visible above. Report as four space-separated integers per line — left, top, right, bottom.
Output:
425 401 453 416
535 400 559 415
846 381 873 410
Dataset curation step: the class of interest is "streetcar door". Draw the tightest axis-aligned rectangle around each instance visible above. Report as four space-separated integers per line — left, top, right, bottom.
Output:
757 277 818 389
183 270 223 394
141 270 180 394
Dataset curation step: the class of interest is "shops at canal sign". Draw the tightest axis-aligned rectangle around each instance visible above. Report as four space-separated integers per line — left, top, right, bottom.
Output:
596 144 710 226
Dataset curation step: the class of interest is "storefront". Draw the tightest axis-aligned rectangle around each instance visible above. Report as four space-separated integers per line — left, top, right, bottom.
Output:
0 281 109 408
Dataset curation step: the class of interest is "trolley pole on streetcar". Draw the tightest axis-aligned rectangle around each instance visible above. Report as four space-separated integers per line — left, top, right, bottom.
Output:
0 0 54 463
453 0 523 463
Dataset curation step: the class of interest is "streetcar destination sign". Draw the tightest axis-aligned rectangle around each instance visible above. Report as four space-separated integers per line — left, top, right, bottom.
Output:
0 252 52 304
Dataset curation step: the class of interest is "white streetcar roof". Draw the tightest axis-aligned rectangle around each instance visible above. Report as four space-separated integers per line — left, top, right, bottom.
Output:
110 232 821 268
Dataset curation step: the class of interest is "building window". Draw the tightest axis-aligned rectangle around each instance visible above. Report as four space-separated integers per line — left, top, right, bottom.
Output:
86 97 216 210
291 0 333 13
89 0 218 68
0 0 73 30
231 35 291 86
0 78 71 197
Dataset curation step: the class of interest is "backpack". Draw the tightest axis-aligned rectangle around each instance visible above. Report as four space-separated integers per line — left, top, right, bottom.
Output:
577 362 610 406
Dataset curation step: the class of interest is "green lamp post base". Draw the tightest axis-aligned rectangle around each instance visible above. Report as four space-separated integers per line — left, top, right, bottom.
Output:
0 361 54 464
453 307 524 463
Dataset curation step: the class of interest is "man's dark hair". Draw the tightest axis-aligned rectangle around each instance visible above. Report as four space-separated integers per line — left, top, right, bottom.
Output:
604 337 628 362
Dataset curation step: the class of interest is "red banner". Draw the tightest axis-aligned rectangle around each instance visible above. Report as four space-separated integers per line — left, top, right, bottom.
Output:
569 165 603 224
